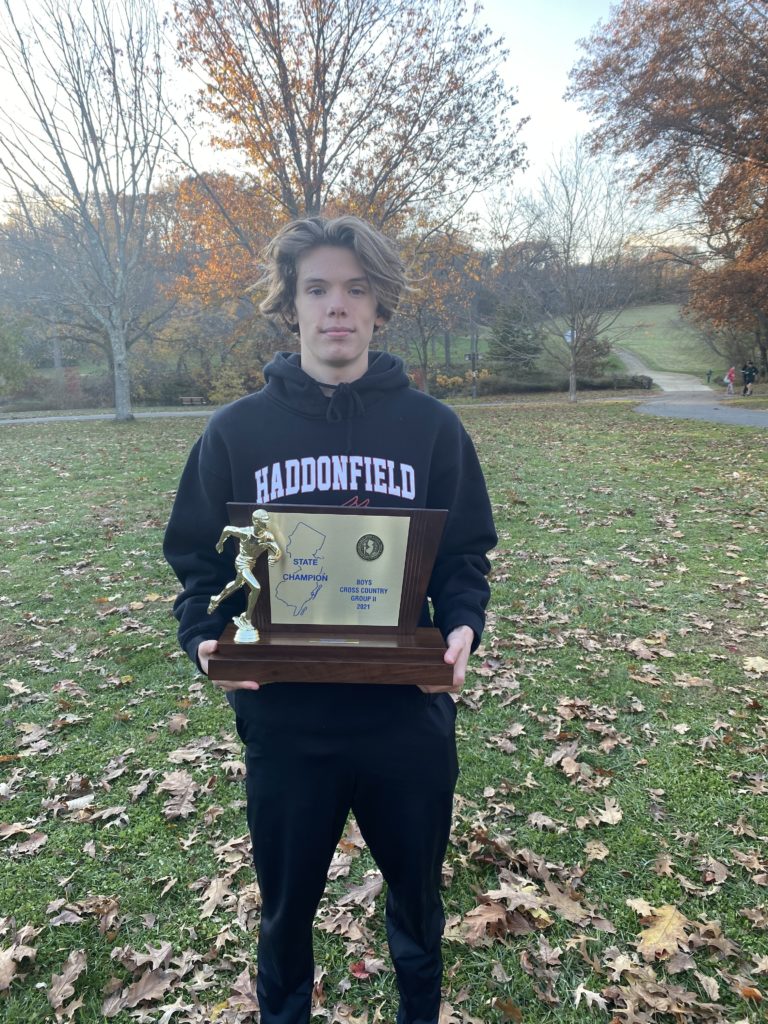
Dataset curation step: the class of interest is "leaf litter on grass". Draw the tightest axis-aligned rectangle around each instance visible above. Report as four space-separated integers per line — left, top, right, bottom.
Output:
0 409 767 1023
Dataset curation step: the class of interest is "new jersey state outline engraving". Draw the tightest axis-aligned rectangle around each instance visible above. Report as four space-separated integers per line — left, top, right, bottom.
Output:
273 522 327 616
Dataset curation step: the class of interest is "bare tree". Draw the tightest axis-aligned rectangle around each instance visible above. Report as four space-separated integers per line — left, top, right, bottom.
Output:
0 0 170 420
173 0 526 227
527 141 644 402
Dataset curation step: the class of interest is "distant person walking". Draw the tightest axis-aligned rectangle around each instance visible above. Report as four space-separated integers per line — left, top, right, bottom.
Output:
745 361 759 396
724 366 735 396
741 363 749 396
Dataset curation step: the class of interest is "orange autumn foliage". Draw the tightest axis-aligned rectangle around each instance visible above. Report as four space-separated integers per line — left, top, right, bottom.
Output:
569 0 768 370
174 0 525 225
164 173 283 306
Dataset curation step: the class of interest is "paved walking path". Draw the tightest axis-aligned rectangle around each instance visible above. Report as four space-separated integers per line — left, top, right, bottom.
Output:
613 348 768 430
636 392 768 429
614 348 713 392
0 409 214 425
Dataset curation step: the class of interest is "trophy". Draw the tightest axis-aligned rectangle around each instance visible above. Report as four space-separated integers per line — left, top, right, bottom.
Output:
207 509 282 643
207 504 453 685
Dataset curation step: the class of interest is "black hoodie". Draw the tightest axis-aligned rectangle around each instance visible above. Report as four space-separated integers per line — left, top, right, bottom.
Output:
164 351 496 684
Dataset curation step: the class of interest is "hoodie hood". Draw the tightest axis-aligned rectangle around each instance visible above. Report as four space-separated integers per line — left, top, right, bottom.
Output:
262 350 410 422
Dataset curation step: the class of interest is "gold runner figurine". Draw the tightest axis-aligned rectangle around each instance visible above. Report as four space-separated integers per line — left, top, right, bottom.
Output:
207 509 282 643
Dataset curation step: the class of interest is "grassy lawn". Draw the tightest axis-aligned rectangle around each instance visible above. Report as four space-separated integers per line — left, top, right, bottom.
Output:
614 305 718 378
728 388 768 410
492 304 718 383
1 406 767 1023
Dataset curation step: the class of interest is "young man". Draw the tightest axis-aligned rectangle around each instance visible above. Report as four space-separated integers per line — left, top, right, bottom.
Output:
164 216 496 1024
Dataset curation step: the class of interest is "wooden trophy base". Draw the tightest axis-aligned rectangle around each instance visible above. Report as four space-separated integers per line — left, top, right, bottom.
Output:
208 624 454 686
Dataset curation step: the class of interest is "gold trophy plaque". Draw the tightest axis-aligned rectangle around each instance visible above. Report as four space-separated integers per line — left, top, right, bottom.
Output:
207 504 452 685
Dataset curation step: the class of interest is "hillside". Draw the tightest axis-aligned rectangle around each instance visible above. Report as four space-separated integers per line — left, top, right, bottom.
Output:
613 304 718 379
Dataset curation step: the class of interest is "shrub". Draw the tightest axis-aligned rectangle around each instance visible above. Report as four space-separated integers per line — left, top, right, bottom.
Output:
79 372 115 407
130 361 200 405
429 367 494 397
480 368 653 395
573 374 653 391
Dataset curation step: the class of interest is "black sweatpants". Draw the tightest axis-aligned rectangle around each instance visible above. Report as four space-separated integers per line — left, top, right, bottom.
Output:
234 683 459 1024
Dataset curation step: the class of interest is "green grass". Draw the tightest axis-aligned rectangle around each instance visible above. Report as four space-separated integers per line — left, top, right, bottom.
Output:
487 303 718 383
613 304 718 377
1 407 767 1022
728 389 768 409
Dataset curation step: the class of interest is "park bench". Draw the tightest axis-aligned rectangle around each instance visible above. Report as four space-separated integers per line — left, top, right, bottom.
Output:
180 396 206 406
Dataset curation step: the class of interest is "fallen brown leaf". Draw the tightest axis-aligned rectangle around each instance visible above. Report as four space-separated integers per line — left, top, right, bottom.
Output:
47 949 87 1016
635 904 693 962
156 771 197 819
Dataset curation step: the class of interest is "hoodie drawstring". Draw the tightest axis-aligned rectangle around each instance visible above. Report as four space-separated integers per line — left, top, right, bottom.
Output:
325 382 365 423
327 385 366 452
325 382 364 453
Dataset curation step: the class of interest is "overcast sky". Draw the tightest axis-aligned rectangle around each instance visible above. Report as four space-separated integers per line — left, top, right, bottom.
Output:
479 0 615 181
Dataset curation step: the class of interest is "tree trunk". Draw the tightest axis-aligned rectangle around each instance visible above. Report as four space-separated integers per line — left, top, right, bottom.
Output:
568 350 578 402
417 347 430 395
51 329 65 399
52 331 63 370
470 323 479 398
444 330 451 368
757 310 768 377
109 327 134 421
